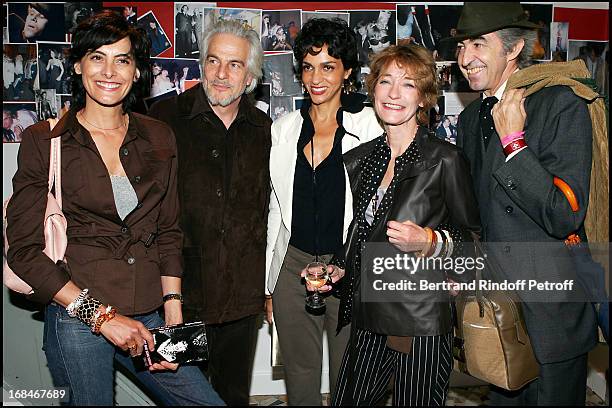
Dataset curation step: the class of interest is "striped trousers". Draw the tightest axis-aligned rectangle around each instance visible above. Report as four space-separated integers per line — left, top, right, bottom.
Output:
333 328 453 406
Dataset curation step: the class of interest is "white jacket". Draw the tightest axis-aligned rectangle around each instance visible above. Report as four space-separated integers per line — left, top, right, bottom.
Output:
265 107 383 295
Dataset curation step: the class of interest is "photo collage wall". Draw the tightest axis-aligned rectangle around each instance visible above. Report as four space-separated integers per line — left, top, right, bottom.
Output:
3 2 609 143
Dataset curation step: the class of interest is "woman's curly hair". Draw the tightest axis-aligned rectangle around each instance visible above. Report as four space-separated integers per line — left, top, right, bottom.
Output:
293 18 359 90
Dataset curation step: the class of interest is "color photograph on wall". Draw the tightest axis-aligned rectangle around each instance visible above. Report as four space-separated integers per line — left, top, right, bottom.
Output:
3 43 38 102
201 7 262 39
3 102 38 143
261 10 301 52
151 57 201 97
137 11 172 57
37 42 71 95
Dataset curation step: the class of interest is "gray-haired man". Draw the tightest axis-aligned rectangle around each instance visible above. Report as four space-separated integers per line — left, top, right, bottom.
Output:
148 20 271 405
451 2 597 406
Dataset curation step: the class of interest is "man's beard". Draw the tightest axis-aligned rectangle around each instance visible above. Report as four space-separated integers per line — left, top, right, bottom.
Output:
204 80 244 107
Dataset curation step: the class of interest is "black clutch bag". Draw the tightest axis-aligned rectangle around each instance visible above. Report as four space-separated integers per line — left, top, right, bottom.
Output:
143 321 208 367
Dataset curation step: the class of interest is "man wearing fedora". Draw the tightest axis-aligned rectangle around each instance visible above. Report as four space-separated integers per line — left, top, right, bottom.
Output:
452 2 597 406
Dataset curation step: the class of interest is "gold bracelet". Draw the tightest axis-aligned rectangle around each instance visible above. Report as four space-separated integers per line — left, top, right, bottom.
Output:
92 305 116 334
417 227 434 257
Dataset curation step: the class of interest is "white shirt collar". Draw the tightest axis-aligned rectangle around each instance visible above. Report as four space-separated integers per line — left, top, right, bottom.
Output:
483 68 520 100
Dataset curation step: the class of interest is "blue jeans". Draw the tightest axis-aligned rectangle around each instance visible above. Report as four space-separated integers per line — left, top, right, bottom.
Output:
43 303 225 406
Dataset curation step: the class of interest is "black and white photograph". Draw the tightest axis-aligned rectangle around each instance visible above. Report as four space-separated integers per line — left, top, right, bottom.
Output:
396 5 462 62
521 3 553 61
145 322 208 366
3 4 9 44
568 40 608 94
3 102 38 143
3 43 37 102
106 6 138 25
8 2 65 43
551 22 569 62
263 52 302 97
254 83 271 117
57 95 72 119
261 10 301 52
37 42 71 95
436 62 474 93
443 91 480 117
270 95 293 121
349 10 396 63
35 89 57 121
301 11 349 27
201 7 262 39
150 58 201 97
137 11 172 58
64 2 102 35
174 3 214 59
143 88 179 111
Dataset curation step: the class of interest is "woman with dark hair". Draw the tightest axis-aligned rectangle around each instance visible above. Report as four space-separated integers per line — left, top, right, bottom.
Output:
6 10 223 406
265 18 383 405
45 49 64 92
315 44 480 406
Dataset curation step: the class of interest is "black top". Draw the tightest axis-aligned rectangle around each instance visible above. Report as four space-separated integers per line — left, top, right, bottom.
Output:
289 105 346 256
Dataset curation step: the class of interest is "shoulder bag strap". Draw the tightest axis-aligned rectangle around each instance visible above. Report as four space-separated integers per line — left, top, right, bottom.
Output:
46 118 61 209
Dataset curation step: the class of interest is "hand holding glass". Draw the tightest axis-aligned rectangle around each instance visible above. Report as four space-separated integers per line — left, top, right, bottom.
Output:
304 261 328 310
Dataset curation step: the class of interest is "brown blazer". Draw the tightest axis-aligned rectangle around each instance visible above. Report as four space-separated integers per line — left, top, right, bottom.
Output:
6 109 183 315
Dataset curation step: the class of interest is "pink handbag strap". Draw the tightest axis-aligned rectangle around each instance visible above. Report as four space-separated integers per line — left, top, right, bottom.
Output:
47 119 62 209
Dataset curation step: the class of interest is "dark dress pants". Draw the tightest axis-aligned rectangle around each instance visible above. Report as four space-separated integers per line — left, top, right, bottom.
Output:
488 353 589 406
203 314 259 406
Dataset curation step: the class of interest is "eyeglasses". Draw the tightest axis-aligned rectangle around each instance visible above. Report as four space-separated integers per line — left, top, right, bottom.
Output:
369 36 390 46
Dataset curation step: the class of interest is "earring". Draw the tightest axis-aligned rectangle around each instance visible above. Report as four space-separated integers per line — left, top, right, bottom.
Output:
343 79 351 95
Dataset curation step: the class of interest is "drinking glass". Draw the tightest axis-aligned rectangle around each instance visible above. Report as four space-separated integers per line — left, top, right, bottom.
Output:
304 261 329 310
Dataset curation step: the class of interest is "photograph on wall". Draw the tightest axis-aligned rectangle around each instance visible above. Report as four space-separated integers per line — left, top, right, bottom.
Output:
520 3 553 61
3 102 38 143
436 62 474 93
436 114 458 145
35 89 57 121
151 58 201 97
201 7 262 39
8 3 65 43
3 43 37 102
293 96 308 111
568 40 608 94
174 3 215 59
349 10 396 61
263 52 302 97
396 4 462 62
64 3 102 35
137 11 172 58
254 83 271 116
57 95 72 119
3 4 9 44
143 88 179 111
550 22 569 62
37 42 71 95
270 95 293 121
443 91 480 116
261 10 301 52
301 12 349 27
106 6 138 25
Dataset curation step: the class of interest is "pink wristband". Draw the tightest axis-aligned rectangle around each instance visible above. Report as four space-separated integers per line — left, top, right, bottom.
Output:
501 131 525 147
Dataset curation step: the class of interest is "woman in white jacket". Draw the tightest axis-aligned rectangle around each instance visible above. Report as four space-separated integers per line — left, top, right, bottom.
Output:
265 18 383 406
